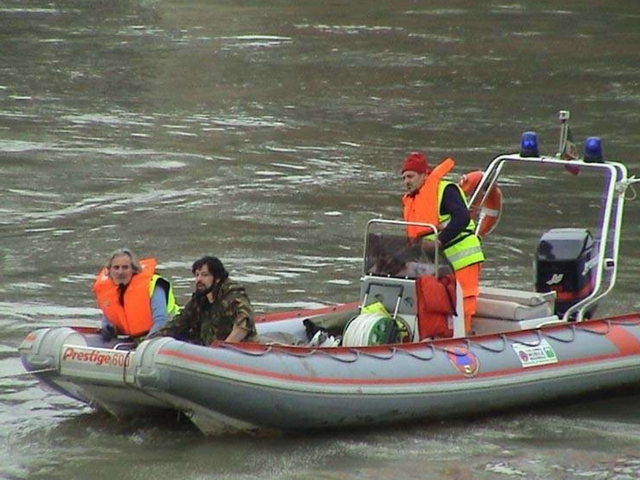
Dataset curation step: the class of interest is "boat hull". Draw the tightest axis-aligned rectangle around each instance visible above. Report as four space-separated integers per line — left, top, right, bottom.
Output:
19 308 640 434
136 312 640 433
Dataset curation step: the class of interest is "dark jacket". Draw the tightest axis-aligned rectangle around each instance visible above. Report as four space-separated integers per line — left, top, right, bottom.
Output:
154 278 256 344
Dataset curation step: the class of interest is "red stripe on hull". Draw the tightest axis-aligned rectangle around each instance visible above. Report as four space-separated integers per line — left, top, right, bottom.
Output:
606 324 640 356
255 302 359 323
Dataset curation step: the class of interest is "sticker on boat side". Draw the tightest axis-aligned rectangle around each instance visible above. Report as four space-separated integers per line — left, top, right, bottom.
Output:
61 346 131 368
512 339 558 368
446 347 480 378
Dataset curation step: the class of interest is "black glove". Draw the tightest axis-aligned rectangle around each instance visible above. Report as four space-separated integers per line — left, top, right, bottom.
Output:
99 324 118 342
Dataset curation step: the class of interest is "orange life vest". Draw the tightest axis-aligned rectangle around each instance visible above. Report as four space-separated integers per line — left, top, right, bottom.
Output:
402 157 455 237
92 258 157 337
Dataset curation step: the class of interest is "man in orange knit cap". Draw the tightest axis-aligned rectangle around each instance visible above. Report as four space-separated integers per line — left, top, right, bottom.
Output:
400 152 484 334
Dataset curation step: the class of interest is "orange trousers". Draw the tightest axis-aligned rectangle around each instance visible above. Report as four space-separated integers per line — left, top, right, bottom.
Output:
454 263 482 333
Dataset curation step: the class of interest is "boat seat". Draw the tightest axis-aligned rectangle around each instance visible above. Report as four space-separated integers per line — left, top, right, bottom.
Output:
475 297 554 321
476 287 556 320
472 315 562 334
472 287 560 335
478 286 556 308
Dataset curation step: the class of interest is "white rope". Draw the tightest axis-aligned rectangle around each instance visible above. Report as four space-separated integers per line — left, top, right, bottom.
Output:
342 313 393 347
625 176 638 200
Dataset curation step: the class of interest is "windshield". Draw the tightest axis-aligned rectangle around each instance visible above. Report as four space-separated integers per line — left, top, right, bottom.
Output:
363 221 453 279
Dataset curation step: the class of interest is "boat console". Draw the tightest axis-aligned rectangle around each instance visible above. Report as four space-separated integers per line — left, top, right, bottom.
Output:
357 220 560 340
356 219 466 342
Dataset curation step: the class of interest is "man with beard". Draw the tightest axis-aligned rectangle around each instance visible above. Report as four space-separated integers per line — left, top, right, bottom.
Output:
150 256 257 344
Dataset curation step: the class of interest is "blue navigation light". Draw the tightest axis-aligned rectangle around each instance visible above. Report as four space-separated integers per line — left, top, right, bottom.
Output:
520 131 539 157
584 136 603 163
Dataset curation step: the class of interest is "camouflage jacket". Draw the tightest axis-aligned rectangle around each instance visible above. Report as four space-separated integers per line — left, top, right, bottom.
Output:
155 279 256 344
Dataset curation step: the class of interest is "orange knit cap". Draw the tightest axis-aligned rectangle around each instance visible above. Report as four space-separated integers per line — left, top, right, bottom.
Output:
401 152 428 174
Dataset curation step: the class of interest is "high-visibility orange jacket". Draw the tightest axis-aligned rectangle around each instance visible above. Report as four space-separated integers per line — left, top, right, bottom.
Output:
402 158 484 271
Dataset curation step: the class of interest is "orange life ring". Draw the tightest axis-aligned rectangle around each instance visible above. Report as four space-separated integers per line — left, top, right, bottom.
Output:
458 170 503 238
